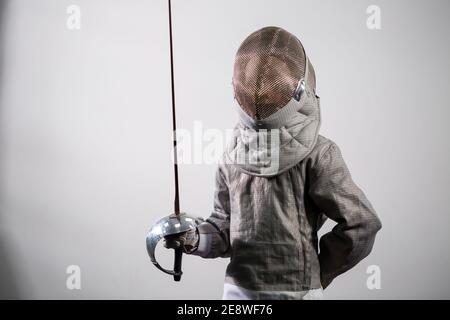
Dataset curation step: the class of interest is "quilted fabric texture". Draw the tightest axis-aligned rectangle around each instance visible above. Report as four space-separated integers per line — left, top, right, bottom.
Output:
194 134 381 291
226 88 320 177
192 27 381 294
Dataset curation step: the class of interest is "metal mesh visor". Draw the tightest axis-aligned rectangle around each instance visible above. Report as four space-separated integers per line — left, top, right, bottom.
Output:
233 27 307 120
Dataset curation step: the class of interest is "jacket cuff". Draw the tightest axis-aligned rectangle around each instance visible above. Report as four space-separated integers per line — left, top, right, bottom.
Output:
191 221 226 258
191 232 212 257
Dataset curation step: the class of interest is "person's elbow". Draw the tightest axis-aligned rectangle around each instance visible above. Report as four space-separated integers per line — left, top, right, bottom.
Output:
369 213 382 235
361 212 382 254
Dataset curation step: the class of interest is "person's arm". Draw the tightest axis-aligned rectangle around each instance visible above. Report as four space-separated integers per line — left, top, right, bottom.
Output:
308 142 382 288
192 165 231 258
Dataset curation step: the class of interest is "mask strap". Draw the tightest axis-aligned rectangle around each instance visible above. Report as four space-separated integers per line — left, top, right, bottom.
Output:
304 56 310 89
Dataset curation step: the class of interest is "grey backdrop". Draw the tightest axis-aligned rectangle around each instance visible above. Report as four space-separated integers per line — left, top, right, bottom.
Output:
0 0 449 299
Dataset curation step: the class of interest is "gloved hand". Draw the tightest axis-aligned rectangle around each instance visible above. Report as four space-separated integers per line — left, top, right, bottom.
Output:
163 228 199 254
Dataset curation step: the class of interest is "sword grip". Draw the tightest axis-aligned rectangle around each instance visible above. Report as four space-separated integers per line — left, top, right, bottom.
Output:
173 247 183 281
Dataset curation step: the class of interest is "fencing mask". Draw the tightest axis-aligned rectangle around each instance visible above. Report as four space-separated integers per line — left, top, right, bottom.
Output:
233 26 316 123
225 26 321 176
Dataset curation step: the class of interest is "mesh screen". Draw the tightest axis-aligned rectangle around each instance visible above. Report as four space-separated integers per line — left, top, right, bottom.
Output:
233 27 307 120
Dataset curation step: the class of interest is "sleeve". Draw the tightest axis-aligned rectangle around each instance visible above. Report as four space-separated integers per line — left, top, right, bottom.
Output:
308 142 382 288
191 165 231 259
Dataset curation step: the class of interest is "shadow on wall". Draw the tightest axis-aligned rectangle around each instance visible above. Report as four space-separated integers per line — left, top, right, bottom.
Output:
0 238 21 299
0 0 22 299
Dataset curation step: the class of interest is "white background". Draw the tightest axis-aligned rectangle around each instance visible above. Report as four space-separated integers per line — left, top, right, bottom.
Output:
0 0 449 299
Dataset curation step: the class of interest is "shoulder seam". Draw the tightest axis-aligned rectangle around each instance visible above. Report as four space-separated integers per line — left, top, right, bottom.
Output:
313 141 336 173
